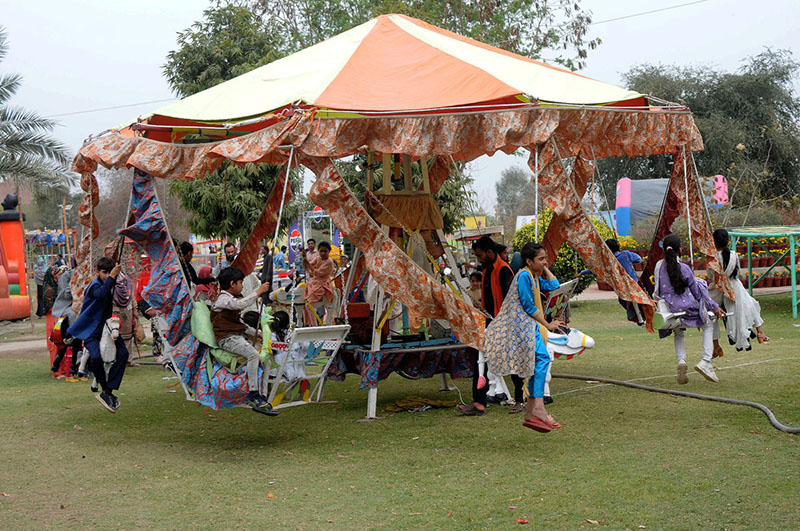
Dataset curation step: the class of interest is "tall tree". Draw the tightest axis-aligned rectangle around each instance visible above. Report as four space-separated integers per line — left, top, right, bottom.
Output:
0 27 72 192
163 5 300 241
596 49 800 209
494 166 535 239
237 0 600 70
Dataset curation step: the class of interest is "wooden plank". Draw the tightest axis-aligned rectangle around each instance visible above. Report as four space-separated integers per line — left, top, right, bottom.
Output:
366 150 374 191
402 154 413 191
421 156 431 193
381 153 392 193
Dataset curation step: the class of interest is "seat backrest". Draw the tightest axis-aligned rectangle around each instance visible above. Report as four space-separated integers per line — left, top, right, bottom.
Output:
289 325 350 348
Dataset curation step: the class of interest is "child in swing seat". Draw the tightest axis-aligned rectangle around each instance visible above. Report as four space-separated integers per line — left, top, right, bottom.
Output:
302 241 336 326
211 266 279 416
654 235 725 384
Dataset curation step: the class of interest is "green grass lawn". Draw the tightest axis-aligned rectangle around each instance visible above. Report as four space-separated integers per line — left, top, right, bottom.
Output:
1 295 798 529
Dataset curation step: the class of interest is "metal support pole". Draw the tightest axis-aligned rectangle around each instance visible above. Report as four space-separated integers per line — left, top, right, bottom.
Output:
791 235 797 319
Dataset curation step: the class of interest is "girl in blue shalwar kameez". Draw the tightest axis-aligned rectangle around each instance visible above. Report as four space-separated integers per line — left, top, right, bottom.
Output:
484 242 565 433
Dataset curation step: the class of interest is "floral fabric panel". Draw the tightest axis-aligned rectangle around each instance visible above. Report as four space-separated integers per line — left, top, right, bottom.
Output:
531 139 653 308
327 347 476 389
640 150 734 301
309 160 487 349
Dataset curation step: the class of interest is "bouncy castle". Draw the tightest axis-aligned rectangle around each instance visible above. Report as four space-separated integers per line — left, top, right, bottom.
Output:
0 194 31 320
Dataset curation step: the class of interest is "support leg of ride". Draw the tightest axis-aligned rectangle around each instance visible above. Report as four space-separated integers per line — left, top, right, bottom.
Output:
363 387 380 420
438 373 455 392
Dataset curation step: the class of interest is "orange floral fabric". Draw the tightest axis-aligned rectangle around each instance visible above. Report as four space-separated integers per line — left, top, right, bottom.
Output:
639 150 734 301
71 106 706 341
309 160 486 349
531 139 654 309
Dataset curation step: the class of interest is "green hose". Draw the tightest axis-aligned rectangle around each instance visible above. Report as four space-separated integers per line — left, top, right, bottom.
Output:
552 373 800 435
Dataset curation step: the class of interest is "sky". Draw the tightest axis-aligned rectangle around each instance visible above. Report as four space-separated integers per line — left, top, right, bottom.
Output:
2 0 798 213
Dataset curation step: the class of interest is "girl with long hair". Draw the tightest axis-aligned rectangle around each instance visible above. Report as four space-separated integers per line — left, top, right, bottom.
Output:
654 235 725 383
484 242 565 433
709 229 768 355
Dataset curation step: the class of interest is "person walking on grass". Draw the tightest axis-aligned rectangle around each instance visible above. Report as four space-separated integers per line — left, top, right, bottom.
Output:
709 228 769 357
484 242 565 433
67 258 129 413
654 235 725 384
457 236 522 416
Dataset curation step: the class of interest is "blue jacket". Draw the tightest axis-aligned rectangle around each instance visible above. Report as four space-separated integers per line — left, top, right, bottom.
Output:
67 276 116 341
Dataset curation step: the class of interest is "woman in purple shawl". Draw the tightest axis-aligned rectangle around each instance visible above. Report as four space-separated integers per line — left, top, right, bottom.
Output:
654 235 725 384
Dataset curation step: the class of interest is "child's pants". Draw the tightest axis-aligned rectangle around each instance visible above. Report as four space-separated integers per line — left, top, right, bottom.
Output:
86 336 128 392
218 335 260 392
527 346 551 399
674 320 714 363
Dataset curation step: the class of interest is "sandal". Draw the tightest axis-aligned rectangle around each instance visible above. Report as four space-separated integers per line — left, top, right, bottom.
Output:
522 417 551 433
757 331 770 344
457 403 485 416
509 402 525 414
712 344 724 358
545 415 562 429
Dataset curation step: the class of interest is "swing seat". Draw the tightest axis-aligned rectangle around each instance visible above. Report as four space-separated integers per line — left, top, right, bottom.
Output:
191 301 250 374
263 324 350 409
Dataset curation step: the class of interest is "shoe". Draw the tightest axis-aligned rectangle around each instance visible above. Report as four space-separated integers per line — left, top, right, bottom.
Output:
508 402 525 414
247 392 279 416
677 360 688 384
457 403 485 416
694 360 719 383
110 394 120 409
78 375 89 382
712 344 724 359
90 383 98 393
522 417 551 433
96 393 116 413
65 376 79 383
543 396 554 405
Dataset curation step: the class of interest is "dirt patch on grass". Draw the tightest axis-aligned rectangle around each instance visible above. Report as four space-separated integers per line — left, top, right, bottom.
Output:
0 340 49 358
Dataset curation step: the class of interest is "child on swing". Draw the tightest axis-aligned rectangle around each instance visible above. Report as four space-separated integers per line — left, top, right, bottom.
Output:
67 258 128 413
212 266 279 416
484 242 565 433
654 235 725 384
709 228 768 356
302 241 336 326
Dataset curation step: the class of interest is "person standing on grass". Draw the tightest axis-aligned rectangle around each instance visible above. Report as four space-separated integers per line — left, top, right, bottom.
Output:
484 242 565 433
212 242 238 277
457 236 520 416
709 228 769 356
654 235 725 385
67 258 129 413
576 238 643 324
34 256 47 317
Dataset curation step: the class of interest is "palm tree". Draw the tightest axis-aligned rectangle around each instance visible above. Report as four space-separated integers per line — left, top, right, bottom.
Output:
0 27 73 191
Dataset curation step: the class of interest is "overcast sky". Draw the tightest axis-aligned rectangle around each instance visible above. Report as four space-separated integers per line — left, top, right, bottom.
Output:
3 0 798 213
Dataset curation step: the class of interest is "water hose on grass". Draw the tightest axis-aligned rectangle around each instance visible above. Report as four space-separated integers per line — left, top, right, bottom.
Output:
552 373 800 434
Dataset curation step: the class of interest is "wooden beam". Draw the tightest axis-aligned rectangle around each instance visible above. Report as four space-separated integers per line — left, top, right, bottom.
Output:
421 156 431 193
381 153 392 193
402 154 413 191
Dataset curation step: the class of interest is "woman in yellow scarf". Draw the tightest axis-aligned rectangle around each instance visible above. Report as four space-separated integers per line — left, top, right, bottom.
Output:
484 242 565 433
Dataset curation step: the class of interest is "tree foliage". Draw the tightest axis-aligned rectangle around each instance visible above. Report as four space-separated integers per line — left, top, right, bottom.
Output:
162 6 300 241
513 208 614 295
163 5 283 99
596 49 800 209
170 162 303 242
0 27 73 193
236 0 600 70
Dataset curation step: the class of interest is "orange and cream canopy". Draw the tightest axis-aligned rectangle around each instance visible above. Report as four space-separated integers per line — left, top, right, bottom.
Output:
141 14 643 127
